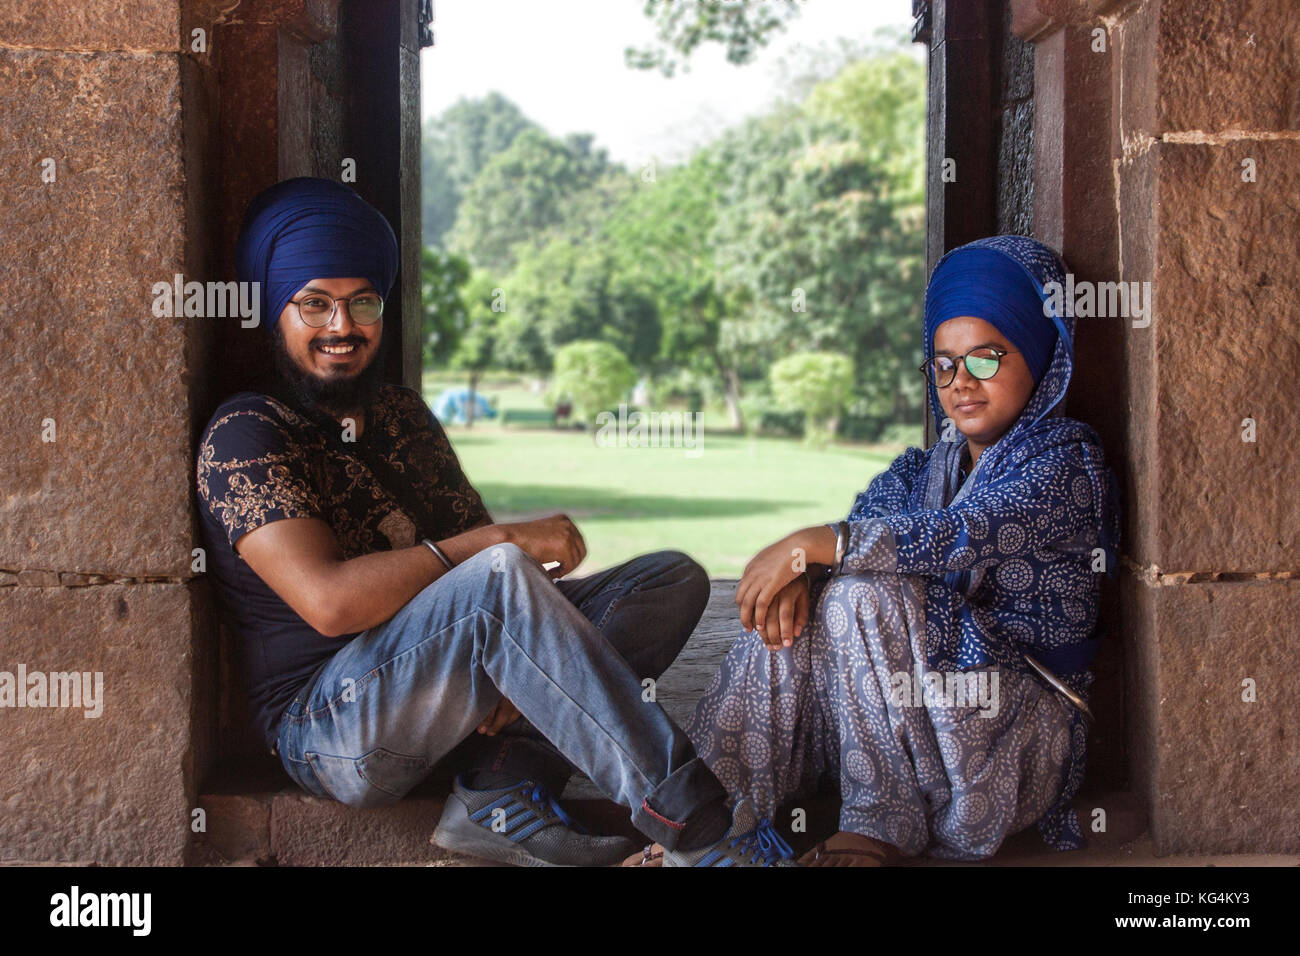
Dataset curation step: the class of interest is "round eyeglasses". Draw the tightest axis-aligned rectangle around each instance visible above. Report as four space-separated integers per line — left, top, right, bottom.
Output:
920 346 1019 388
289 291 384 328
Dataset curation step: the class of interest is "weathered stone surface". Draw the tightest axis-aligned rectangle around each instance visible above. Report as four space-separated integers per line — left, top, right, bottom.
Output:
1000 0 1036 103
0 0 178 51
270 793 461 865
1149 139 1299 572
1114 142 1160 567
997 98 1035 235
0 50 194 576
1126 576 1299 854
1157 0 1300 133
1114 0 1157 144
16 570 60 587
0 584 194 864
199 793 272 863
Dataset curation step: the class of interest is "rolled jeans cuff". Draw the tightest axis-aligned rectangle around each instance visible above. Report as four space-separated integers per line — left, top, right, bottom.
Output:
631 755 729 851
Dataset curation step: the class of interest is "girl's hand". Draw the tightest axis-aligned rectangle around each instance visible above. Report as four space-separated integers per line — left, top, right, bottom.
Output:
737 530 816 634
756 575 810 650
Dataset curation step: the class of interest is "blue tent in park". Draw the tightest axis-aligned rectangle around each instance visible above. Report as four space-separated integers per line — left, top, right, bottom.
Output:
432 387 497 425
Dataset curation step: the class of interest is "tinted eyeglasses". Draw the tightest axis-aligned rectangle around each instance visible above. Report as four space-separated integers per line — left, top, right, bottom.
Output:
920 346 1019 388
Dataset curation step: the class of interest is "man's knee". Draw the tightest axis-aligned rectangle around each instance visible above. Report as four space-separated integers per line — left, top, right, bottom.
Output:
651 549 711 623
444 541 552 597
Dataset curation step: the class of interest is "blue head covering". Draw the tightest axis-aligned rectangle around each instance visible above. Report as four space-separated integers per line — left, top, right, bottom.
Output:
924 243 1059 386
914 235 1119 589
921 235 1074 432
235 177 399 333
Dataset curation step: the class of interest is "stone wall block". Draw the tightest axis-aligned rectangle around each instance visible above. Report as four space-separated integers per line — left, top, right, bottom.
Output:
0 584 194 864
0 50 194 576
1151 140 1299 571
0 1 179 51
1144 578 1299 854
1158 0 1300 133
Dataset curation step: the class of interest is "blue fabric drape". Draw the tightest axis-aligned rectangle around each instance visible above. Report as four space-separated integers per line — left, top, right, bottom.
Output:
841 235 1123 850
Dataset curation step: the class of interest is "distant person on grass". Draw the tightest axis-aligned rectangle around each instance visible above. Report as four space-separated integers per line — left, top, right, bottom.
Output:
195 176 792 866
626 235 1122 867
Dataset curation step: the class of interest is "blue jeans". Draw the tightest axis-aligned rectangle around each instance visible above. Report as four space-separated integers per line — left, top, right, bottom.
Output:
275 543 726 848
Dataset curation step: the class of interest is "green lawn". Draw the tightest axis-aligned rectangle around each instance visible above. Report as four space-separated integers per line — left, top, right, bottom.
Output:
424 372 913 578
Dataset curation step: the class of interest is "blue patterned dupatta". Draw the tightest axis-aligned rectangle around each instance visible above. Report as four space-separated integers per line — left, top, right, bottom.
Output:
836 235 1123 850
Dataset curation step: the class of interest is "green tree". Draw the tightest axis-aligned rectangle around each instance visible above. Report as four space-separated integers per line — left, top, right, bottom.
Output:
447 270 503 426
420 246 469 368
507 238 661 375
603 150 744 426
804 51 926 202
627 0 804 76
770 351 856 448
548 340 637 428
448 128 615 273
422 93 537 247
710 75 925 437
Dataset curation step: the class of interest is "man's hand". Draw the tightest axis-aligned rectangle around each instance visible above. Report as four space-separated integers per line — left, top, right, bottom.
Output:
477 697 522 736
501 513 587 578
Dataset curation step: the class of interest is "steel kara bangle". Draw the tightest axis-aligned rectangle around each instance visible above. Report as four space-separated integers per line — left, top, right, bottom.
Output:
421 538 454 571
832 520 848 574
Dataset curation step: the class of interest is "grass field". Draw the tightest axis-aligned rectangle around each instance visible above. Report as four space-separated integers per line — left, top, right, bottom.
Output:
423 371 918 578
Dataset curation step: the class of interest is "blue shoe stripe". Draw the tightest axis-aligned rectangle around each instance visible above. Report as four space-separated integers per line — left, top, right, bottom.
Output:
468 793 516 823
697 848 723 867
501 806 536 832
509 817 548 842
717 856 734 867
473 802 533 833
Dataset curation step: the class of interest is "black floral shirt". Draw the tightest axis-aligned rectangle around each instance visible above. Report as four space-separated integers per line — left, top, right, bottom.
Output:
195 381 491 751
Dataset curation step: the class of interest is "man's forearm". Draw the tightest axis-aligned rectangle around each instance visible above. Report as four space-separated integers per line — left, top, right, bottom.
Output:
322 522 508 637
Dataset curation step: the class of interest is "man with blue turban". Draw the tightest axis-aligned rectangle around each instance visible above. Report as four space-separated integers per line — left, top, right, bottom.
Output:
196 177 778 866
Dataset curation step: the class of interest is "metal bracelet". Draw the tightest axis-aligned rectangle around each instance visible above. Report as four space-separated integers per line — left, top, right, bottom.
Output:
833 520 849 573
421 537 454 571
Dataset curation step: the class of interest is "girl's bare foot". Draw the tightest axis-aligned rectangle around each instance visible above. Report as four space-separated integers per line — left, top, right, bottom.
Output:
798 831 903 867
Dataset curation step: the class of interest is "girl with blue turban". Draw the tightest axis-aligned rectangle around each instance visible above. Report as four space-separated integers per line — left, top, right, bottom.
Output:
680 235 1122 866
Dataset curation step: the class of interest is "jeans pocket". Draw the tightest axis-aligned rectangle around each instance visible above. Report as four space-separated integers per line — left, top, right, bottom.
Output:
306 749 431 808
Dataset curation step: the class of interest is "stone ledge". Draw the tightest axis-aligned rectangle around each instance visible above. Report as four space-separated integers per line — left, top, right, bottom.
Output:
195 782 1152 867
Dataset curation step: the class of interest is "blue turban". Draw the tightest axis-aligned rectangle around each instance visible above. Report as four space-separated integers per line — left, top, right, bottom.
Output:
924 244 1058 384
235 177 399 333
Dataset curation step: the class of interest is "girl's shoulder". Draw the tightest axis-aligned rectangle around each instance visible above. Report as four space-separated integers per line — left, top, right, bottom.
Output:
1003 415 1107 465
886 443 931 480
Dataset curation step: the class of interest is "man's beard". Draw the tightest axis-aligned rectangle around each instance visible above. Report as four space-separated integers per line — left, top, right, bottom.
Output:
270 323 386 418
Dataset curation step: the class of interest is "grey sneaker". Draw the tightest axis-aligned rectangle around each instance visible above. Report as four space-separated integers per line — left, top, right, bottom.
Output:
432 774 637 867
662 801 798 867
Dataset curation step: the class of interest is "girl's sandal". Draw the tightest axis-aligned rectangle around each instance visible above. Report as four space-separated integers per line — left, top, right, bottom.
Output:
798 832 903 867
620 842 664 867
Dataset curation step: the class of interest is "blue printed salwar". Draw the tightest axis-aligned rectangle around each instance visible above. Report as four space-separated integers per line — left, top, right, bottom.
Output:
687 235 1122 859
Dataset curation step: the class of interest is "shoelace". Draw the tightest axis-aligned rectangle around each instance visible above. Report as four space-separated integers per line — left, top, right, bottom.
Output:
730 818 794 866
522 781 589 835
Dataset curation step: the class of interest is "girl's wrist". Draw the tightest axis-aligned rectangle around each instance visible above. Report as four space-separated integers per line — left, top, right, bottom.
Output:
802 524 838 566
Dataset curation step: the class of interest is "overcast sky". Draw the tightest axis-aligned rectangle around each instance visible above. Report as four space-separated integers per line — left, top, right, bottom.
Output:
420 0 918 165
